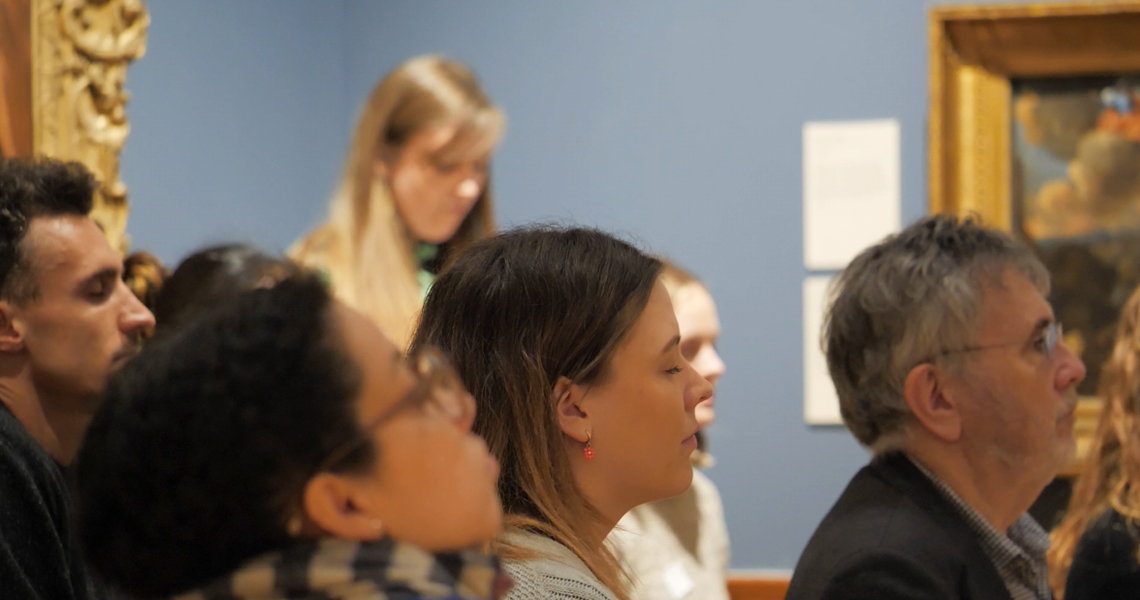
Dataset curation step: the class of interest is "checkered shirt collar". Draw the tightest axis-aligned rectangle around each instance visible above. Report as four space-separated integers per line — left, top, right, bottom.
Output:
907 455 1053 600
173 537 509 600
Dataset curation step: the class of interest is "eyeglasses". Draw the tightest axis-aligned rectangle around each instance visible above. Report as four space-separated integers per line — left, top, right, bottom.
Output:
933 321 1064 361
317 346 473 473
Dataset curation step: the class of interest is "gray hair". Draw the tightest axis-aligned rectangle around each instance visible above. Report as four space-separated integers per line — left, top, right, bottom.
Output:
823 215 1049 452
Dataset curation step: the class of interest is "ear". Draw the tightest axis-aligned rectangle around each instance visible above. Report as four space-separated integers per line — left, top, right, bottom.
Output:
0 301 26 353
902 363 961 443
373 158 390 182
373 145 400 182
554 376 590 443
301 473 386 542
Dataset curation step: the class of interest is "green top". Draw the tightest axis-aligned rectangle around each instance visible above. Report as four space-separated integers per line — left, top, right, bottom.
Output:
414 242 439 301
312 243 438 302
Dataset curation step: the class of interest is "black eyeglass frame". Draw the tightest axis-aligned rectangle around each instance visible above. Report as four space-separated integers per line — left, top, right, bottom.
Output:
927 320 1064 363
315 347 470 474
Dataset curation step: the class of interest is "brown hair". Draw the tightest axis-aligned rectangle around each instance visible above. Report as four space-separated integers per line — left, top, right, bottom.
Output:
291 55 505 348
410 226 663 600
1048 284 1140 597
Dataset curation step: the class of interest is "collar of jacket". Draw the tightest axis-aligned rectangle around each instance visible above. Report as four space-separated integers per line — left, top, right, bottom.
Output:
870 451 1014 599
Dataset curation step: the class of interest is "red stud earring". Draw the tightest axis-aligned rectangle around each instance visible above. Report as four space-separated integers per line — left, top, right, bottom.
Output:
584 431 595 460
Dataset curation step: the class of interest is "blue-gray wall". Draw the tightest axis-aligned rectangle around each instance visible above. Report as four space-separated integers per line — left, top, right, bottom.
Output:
122 1 348 259
120 0 1078 572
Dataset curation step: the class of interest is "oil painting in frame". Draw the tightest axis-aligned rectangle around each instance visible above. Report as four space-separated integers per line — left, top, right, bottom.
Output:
930 1 1140 478
2 0 148 252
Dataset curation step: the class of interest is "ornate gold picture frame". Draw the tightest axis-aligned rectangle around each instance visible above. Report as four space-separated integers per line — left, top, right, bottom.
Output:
28 0 148 253
929 1 1140 474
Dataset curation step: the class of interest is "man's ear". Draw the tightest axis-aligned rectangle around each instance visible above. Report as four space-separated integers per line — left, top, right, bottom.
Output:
302 473 386 542
554 376 590 443
902 362 961 443
0 302 25 353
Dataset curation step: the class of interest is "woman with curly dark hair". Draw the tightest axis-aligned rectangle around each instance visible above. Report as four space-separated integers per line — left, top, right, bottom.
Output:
74 273 507 600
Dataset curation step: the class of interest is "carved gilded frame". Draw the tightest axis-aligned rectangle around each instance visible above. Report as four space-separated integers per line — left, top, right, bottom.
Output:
31 0 149 253
929 1 1140 474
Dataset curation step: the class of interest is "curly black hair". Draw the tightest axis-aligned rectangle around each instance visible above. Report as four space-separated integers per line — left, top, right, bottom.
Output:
0 157 96 303
74 274 373 598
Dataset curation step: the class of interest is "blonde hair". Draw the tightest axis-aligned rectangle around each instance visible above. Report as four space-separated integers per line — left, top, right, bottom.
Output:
658 260 700 299
290 56 505 348
1048 284 1140 598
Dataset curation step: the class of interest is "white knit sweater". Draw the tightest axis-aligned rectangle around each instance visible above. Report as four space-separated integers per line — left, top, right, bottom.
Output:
608 470 730 600
501 527 619 600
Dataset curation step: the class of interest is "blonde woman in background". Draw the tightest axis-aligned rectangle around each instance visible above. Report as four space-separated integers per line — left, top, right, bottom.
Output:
1048 284 1140 600
608 262 730 600
291 55 505 348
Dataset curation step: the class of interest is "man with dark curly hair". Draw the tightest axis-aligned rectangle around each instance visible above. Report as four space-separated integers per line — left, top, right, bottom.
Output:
0 157 155 598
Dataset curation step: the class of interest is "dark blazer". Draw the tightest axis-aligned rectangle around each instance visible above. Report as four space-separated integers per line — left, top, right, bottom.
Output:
785 453 1013 600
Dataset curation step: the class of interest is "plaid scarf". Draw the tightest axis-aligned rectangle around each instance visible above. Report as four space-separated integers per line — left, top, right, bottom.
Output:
172 537 510 600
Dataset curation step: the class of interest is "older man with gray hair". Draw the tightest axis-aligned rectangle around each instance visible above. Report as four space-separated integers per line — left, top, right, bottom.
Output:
786 215 1085 600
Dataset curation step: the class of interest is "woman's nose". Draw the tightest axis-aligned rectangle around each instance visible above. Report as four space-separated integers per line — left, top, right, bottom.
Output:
457 178 480 200
687 367 713 409
697 347 726 383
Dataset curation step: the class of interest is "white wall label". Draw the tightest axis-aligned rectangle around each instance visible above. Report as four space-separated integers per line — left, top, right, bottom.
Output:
804 275 842 425
803 119 901 270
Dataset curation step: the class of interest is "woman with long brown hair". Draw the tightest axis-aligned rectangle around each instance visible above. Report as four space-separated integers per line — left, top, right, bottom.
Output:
291 55 505 348
411 227 713 600
1048 284 1140 599
608 261 730 600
